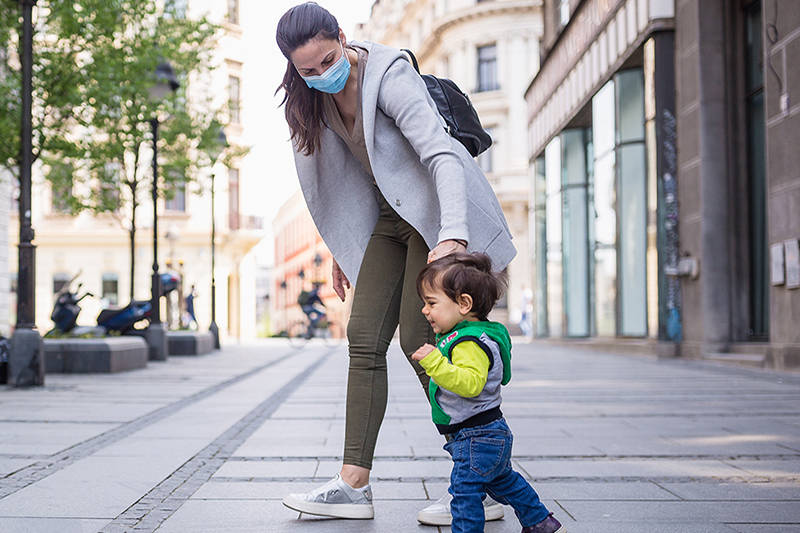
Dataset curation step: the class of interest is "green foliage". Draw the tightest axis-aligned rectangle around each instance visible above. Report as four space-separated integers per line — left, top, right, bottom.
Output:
0 0 237 216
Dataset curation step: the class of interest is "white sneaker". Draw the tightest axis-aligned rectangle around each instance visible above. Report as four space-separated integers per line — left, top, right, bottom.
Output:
283 473 374 519
417 492 504 526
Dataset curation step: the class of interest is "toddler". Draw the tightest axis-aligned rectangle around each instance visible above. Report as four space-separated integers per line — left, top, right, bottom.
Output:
412 252 566 533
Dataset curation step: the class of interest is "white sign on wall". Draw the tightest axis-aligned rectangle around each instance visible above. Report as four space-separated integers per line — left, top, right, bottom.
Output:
772 243 785 285
785 239 800 289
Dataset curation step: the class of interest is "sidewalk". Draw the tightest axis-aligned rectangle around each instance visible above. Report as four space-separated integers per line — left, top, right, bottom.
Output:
1 339 799 532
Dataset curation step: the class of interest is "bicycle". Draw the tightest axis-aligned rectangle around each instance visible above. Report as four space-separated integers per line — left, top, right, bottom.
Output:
287 317 344 348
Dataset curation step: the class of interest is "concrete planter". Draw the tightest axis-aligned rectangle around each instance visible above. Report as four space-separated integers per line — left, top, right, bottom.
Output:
167 331 215 356
44 337 148 374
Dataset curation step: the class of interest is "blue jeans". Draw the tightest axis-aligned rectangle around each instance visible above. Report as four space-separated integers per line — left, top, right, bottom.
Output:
444 418 550 533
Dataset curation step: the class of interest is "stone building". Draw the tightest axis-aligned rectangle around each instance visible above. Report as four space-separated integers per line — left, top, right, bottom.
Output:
525 0 800 369
7 0 264 341
356 0 544 327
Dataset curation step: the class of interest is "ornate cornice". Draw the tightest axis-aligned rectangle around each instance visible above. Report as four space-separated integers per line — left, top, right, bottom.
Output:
417 0 542 62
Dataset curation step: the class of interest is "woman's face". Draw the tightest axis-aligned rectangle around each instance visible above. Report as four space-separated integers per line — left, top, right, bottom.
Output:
290 31 346 78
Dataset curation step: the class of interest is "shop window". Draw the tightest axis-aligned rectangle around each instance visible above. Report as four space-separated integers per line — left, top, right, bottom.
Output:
533 157 548 336
102 273 119 308
228 75 241 124
544 137 563 337
745 1 768 338
562 129 590 337
591 81 617 337
615 70 647 337
477 44 499 92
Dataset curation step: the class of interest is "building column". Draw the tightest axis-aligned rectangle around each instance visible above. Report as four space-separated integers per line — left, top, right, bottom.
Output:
697 0 732 352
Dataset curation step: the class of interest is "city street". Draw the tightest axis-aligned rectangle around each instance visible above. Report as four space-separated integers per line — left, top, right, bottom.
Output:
1 339 799 532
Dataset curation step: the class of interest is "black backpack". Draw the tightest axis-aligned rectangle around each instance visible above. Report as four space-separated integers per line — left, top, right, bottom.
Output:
297 290 311 306
402 49 492 158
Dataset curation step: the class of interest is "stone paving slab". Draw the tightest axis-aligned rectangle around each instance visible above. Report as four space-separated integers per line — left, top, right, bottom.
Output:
1 339 799 532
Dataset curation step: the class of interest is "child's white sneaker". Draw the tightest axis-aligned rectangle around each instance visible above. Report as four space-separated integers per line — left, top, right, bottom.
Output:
417 492 504 525
283 473 374 519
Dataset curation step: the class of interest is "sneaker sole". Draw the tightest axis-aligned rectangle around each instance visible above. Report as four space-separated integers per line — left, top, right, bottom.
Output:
417 502 504 526
283 495 375 519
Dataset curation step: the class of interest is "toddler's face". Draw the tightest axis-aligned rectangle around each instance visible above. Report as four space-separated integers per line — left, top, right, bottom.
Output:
420 284 466 334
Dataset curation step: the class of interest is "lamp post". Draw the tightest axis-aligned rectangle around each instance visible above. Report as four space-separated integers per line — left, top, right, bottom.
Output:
208 128 227 349
9 0 44 387
145 62 179 361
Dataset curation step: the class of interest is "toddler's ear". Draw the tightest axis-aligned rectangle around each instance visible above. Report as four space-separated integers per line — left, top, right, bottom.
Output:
458 293 474 315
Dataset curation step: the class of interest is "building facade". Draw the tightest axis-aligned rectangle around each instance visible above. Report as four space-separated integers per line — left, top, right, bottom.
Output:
7 0 264 341
526 0 800 369
271 190 351 336
356 0 544 327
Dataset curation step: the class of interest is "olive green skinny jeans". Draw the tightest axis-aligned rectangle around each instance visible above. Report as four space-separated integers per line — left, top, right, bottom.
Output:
344 196 436 470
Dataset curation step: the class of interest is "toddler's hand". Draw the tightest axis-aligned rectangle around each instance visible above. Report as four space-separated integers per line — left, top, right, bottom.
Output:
412 344 436 361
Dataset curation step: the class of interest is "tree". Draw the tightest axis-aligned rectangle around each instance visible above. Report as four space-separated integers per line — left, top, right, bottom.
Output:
0 0 240 301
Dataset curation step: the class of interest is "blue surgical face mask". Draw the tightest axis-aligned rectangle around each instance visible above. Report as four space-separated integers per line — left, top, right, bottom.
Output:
300 41 351 94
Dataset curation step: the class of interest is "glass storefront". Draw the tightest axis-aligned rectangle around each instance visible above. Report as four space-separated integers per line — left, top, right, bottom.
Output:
534 69 650 339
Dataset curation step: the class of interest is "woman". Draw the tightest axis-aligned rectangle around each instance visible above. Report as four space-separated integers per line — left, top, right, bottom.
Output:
276 2 516 525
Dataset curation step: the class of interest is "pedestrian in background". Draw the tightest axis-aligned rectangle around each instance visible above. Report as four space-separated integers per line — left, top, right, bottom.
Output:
412 252 565 533
275 1 515 525
184 285 197 330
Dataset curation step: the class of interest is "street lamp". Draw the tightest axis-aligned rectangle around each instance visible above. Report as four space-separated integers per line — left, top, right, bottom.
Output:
145 61 180 361
208 128 227 349
9 0 44 386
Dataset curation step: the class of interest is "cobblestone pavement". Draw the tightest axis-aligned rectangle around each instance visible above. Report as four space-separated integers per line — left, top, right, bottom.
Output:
1 338 799 532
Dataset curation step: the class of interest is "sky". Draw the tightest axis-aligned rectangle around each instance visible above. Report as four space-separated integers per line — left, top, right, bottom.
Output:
240 0 376 266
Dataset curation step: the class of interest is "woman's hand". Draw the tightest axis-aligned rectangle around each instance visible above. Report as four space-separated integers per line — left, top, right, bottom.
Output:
411 343 436 361
331 259 351 301
427 239 467 263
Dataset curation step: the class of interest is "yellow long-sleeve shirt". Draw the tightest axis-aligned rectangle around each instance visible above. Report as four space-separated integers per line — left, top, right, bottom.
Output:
418 341 490 398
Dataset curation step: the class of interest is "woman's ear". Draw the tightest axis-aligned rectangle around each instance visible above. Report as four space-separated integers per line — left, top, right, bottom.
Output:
458 293 474 315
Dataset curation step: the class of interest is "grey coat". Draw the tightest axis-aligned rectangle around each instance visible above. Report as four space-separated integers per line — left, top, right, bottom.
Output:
293 41 515 284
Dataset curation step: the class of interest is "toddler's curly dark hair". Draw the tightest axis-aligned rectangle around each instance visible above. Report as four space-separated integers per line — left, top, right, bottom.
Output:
416 252 509 321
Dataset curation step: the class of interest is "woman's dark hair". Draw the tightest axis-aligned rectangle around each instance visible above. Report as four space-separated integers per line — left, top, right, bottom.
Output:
275 2 340 156
416 252 509 321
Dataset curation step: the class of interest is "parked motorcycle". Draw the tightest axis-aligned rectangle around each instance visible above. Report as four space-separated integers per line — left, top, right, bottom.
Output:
96 272 180 334
46 272 180 337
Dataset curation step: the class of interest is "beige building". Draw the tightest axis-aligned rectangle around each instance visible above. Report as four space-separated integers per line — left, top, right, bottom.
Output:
7 0 264 341
355 0 543 328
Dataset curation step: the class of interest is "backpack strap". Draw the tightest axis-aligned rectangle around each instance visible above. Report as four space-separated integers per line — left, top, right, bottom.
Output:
400 48 421 74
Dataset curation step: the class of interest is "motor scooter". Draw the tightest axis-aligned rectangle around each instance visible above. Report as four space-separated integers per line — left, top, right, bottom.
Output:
96 272 180 334
45 272 180 336
45 273 103 337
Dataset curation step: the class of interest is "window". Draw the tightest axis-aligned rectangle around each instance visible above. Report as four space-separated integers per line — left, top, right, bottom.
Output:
229 168 240 230
53 273 70 295
745 1 768 338
478 127 494 173
558 0 570 28
47 161 74 214
228 0 239 25
228 75 241 124
477 44 498 92
164 0 187 18
165 180 186 212
102 273 119 308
